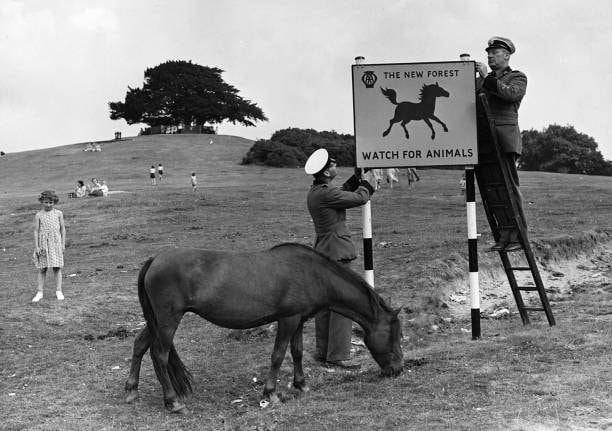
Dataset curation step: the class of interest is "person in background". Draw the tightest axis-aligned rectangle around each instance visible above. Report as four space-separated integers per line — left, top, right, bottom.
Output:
157 163 164 182
305 148 377 369
475 36 527 252
100 180 109 197
406 168 420 188
150 166 157 186
32 190 66 302
190 172 198 193
75 180 88 198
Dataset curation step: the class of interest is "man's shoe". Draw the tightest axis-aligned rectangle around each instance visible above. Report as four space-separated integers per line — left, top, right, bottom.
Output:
325 359 361 370
489 242 506 252
56 291 65 300
504 242 522 252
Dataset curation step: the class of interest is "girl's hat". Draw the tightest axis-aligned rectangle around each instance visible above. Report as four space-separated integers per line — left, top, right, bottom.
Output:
39 190 59 203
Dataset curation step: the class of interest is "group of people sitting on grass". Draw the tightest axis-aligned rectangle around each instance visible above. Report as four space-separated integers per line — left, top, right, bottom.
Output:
73 178 108 198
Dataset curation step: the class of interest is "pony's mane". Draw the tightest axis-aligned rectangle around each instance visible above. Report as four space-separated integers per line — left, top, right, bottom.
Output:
270 243 392 316
418 84 431 101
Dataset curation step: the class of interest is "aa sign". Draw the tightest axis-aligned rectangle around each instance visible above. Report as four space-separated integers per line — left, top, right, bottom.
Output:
352 61 477 168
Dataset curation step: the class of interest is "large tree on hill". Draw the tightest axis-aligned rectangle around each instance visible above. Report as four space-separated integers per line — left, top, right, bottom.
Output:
520 125 612 176
109 60 268 129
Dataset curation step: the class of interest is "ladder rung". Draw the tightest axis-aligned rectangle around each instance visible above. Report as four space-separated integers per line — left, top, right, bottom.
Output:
517 286 539 291
489 204 510 209
498 224 517 230
509 266 531 271
484 182 506 187
520 307 545 312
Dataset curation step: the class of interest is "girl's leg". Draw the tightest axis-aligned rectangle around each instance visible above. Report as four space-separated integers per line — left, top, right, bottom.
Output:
53 268 64 300
32 268 47 301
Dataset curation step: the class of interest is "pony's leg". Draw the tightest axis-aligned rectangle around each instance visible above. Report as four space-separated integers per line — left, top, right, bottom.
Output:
430 115 448 132
423 118 436 139
125 325 151 403
150 319 188 413
290 320 309 393
382 118 399 137
263 316 301 403
400 120 411 139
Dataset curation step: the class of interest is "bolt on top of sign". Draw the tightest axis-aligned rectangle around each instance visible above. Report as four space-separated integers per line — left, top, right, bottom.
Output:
352 61 477 168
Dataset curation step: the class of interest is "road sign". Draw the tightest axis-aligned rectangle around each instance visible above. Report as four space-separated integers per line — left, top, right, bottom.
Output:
352 61 477 168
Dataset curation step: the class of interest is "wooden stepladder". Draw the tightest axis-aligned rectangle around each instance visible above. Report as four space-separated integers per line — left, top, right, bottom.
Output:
477 94 555 326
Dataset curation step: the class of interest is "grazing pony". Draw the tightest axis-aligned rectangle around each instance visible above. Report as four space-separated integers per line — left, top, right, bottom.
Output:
125 243 404 413
381 83 450 140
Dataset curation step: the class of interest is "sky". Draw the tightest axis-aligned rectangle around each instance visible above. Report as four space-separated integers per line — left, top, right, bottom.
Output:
1 0 611 159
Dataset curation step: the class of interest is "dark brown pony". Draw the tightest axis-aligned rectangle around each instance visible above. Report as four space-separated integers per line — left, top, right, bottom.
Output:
381 83 450 140
125 243 403 413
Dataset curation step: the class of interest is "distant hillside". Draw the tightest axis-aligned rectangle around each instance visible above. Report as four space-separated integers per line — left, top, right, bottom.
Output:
0 134 259 198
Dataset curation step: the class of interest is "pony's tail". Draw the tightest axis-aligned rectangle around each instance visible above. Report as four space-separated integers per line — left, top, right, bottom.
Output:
380 87 398 105
137 257 193 398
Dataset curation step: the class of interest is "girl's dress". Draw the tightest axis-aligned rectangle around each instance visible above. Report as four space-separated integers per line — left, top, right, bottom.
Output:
33 209 64 269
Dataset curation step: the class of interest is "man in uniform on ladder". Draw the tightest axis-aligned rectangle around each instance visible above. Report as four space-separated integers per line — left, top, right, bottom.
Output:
475 36 528 252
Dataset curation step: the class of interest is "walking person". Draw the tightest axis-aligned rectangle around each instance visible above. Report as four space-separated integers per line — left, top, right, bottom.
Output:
474 36 527 252
406 168 420 188
305 149 377 369
157 163 164 182
190 172 198 193
32 191 66 302
150 165 157 186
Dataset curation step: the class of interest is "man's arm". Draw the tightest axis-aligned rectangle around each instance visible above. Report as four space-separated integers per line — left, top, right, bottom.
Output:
483 71 527 103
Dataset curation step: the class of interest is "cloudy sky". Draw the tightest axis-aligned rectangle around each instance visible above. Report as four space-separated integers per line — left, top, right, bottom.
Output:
1 0 611 159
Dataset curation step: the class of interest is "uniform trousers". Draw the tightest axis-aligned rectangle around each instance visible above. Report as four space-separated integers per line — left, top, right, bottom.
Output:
475 151 527 243
315 260 353 362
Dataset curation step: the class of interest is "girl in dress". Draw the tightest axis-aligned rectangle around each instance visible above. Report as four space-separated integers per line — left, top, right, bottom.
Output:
32 191 66 302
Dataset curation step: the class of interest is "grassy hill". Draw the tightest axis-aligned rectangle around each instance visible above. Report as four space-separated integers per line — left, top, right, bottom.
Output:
0 134 264 197
1 134 611 430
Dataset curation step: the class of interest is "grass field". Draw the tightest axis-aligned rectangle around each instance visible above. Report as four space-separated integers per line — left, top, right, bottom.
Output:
1 135 611 430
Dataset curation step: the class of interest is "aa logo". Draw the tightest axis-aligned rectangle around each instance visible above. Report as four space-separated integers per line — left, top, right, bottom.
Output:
361 71 377 88
381 82 450 140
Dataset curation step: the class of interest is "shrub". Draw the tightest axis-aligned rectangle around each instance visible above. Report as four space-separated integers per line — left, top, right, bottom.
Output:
242 128 356 168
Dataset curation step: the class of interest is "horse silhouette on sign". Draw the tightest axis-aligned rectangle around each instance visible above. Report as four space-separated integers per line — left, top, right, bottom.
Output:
381 83 450 140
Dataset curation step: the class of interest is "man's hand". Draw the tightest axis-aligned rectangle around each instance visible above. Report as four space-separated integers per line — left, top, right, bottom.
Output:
475 62 488 78
361 170 378 191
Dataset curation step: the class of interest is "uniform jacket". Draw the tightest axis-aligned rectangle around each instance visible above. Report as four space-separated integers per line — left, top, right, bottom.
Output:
476 67 527 154
307 175 372 261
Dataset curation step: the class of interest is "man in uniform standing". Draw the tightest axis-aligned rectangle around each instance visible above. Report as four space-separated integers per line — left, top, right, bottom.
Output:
475 36 528 252
305 149 376 368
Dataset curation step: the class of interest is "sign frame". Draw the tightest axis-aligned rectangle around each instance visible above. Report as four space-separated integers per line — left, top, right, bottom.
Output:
352 60 478 168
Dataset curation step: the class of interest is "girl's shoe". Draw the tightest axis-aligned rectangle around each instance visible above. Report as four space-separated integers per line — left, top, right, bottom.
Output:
32 292 43 302
56 291 64 300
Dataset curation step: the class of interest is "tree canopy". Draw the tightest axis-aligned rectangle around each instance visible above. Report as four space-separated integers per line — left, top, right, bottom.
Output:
109 60 267 129
520 125 612 176
242 128 355 168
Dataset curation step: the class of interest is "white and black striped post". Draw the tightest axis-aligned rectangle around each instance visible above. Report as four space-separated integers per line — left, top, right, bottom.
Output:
465 165 480 339
355 55 375 287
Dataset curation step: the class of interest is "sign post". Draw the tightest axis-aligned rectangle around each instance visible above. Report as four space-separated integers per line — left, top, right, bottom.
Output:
354 56 375 288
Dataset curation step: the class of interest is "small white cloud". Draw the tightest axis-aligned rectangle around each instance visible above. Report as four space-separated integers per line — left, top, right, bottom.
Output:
70 7 118 33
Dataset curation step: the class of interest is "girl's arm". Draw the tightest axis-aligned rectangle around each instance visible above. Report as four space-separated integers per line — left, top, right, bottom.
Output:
34 213 40 252
59 212 66 251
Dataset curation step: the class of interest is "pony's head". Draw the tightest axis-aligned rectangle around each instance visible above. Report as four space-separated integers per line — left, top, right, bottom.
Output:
420 82 450 100
364 307 404 376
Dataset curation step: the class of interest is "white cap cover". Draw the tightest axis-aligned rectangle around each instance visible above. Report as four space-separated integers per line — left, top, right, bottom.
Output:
304 148 330 175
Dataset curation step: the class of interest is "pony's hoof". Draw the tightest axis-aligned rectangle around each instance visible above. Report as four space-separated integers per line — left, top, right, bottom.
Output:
166 400 189 414
171 403 189 415
125 391 139 404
